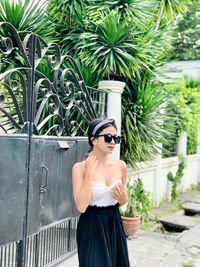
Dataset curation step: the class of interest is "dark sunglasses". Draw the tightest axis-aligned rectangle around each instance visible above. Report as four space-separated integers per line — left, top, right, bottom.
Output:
96 134 121 144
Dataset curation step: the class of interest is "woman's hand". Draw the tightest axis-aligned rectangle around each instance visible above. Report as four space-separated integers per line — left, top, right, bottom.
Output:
84 154 98 179
111 182 128 206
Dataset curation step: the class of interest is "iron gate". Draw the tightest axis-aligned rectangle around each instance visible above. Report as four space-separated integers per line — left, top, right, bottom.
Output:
0 22 107 266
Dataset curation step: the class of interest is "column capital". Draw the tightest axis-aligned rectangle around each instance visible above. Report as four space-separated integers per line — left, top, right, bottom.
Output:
98 80 125 94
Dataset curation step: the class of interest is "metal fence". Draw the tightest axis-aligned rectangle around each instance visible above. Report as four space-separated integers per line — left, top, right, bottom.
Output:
0 217 79 267
0 22 107 267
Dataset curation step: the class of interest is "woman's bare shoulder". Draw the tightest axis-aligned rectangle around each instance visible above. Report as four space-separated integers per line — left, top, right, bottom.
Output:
72 160 86 171
119 159 127 169
110 158 126 169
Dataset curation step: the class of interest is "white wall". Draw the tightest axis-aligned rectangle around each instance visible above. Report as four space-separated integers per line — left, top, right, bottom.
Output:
127 154 200 206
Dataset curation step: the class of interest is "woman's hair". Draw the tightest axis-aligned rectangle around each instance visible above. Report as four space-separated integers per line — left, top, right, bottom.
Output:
83 118 117 160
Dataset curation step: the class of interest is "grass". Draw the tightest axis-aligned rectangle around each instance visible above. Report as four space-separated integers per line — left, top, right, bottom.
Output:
154 224 178 235
191 183 200 192
181 263 195 267
193 214 200 218
150 200 181 220
192 251 200 259
192 245 200 259
142 220 157 230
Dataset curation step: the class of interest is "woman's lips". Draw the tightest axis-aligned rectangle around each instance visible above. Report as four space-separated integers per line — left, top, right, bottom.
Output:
108 146 114 150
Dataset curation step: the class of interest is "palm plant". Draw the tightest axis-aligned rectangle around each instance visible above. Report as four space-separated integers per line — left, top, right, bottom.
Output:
155 0 191 30
87 0 157 29
0 0 53 40
47 0 89 54
72 10 173 80
47 0 87 26
121 76 174 167
74 11 144 79
0 0 55 73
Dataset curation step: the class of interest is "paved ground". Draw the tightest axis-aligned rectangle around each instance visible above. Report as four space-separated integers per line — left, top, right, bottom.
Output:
56 189 200 267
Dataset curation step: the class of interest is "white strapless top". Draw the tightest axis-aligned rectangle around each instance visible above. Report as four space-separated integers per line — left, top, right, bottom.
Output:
89 179 122 207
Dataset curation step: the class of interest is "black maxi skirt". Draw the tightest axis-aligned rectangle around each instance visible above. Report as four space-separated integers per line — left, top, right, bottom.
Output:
76 203 130 267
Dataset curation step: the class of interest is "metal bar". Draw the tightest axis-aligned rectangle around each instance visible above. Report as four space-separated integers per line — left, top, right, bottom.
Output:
34 234 39 267
20 33 37 267
16 241 23 267
67 220 71 252
8 243 10 267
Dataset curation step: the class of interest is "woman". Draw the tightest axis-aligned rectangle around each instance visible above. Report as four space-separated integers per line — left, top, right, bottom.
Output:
72 118 130 267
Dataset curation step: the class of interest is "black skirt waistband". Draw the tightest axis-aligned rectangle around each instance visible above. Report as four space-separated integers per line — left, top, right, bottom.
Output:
84 202 119 214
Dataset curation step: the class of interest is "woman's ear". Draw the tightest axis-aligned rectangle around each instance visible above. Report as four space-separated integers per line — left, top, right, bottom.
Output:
91 137 96 146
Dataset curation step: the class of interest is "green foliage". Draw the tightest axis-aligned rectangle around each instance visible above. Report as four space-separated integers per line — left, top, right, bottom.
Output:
121 77 174 167
0 0 53 41
47 0 175 79
170 0 200 60
121 177 151 221
167 154 187 202
164 77 200 155
0 0 55 74
73 12 174 79
87 0 157 29
181 263 195 267
47 0 86 25
74 11 153 79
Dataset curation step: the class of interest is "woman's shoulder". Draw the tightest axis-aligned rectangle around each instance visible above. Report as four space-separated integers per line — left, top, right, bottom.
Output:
72 160 86 172
109 157 127 169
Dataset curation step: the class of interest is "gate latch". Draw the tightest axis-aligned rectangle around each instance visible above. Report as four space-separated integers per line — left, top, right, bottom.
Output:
40 165 48 194
56 141 69 150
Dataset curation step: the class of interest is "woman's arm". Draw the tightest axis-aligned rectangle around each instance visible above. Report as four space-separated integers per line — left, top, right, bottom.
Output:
72 155 98 213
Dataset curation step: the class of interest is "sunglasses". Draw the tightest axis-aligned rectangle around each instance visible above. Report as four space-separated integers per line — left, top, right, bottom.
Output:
96 134 121 144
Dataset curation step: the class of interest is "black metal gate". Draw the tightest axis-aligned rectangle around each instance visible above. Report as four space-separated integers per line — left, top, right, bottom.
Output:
0 22 107 266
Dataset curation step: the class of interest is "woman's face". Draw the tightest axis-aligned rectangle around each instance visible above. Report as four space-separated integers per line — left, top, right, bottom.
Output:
92 126 117 154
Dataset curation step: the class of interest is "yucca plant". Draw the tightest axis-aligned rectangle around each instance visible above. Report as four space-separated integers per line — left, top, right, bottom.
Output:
0 0 53 40
121 76 175 168
87 0 157 29
0 0 55 73
155 0 192 30
73 10 161 80
47 0 89 54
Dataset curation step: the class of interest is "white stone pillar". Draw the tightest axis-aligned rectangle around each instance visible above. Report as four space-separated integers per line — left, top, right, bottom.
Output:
98 80 125 159
176 131 187 155
152 146 163 206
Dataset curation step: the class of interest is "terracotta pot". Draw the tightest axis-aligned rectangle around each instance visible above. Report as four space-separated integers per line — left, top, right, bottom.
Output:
121 216 141 237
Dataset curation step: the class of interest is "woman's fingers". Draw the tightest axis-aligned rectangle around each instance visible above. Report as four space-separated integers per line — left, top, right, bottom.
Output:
111 182 127 200
113 182 124 195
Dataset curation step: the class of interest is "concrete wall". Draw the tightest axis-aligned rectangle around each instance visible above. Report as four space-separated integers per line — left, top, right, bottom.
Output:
159 60 200 81
127 154 200 206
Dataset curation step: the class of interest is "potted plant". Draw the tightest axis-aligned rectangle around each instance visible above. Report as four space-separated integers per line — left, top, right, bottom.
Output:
120 177 151 237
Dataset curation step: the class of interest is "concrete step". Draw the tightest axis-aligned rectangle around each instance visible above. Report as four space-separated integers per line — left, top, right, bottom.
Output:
182 202 200 214
159 214 199 230
177 191 200 203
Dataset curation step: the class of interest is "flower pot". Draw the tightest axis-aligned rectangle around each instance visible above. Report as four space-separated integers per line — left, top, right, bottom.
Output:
121 216 141 237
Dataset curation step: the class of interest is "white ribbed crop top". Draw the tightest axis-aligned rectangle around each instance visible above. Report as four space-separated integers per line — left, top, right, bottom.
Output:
89 179 122 207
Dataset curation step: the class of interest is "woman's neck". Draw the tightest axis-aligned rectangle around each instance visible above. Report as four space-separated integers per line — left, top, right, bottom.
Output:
91 148 110 164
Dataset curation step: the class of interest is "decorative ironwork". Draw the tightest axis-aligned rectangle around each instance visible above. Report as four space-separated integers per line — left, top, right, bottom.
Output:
0 22 107 136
